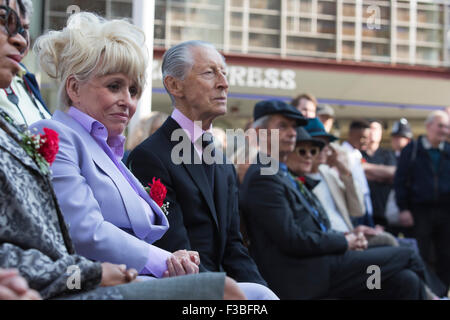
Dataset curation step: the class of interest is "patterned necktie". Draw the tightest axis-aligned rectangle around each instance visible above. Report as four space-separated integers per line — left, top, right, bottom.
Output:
201 132 215 192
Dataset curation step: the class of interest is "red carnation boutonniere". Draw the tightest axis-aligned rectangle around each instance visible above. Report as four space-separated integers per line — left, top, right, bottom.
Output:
22 127 59 175
361 158 367 164
145 177 170 216
294 175 307 194
38 128 60 165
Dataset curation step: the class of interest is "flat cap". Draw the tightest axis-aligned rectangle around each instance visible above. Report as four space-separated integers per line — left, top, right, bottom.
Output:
254 99 307 126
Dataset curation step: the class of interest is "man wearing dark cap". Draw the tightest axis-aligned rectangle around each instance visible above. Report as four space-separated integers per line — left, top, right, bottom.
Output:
128 41 277 299
240 102 431 300
391 118 413 159
385 119 413 228
251 99 307 171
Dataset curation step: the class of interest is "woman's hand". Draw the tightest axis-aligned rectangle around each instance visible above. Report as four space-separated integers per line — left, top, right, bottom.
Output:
187 250 200 266
163 250 200 278
0 269 41 300
100 263 138 287
327 145 351 176
345 232 368 251
353 225 381 239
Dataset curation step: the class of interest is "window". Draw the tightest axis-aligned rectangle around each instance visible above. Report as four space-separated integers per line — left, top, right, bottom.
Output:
250 0 280 10
160 0 225 47
149 0 450 67
45 0 133 31
249 14 280 30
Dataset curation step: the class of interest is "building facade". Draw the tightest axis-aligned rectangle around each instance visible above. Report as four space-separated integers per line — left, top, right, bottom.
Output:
154 0 450 67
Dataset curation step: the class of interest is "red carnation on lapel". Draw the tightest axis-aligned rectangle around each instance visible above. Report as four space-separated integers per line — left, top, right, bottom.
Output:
298 176 306 184
148 177 167 207
38 128 59 165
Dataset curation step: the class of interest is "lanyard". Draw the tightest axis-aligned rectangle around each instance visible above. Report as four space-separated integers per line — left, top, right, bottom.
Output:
20 79 47 120
3 80 48 127
4 86 28 127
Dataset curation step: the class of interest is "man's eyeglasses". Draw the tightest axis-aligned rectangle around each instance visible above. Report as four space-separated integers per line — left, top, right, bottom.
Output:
296 146 319 157
0 5 29 44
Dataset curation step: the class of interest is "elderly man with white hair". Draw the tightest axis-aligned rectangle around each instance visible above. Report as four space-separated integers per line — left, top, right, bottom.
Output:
128 40 278 299
394 110 450 293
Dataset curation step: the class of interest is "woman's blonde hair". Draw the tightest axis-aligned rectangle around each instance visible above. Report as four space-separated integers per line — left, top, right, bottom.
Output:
34 12 148 109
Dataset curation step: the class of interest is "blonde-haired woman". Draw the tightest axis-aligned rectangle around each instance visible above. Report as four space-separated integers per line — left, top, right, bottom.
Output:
30 12 221 283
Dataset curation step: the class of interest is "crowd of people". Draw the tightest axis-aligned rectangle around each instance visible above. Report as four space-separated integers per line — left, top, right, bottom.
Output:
0 1 449 300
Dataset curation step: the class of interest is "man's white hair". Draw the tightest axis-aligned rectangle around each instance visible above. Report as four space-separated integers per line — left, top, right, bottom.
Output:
252 115 271 129
161 40 225 105
425 110 449 126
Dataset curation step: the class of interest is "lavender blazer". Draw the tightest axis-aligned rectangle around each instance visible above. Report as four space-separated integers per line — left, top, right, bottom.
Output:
30 111 169 272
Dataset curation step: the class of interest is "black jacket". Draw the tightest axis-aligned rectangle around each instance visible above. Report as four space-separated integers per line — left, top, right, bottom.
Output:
239 160 348 299
127 117 266 285
394 136 450 211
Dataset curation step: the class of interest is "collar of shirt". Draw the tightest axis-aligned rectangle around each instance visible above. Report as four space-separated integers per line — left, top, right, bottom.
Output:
17 64 27 79
422 136 445 151
171 108 212 156
279 162 298 190
67 106 125 160
279 162 288 173
342 141 362 159
307 172 322 181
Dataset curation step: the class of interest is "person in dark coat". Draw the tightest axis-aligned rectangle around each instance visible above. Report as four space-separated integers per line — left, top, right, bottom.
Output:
394 110 450 291
240 99 430 300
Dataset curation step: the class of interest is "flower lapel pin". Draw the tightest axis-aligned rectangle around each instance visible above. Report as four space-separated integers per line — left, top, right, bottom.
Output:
145 177 170 216
23 127 59 175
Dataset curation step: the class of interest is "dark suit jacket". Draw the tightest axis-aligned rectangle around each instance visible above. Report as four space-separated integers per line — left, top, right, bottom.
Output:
127 117 266 285
239 160 348 299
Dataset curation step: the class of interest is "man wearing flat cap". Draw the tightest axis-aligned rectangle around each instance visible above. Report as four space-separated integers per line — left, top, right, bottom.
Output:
128 40 277 299
239 100 431 300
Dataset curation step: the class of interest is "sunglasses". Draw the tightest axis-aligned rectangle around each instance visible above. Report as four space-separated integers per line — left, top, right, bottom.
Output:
296 147 319 157
0 5 28 44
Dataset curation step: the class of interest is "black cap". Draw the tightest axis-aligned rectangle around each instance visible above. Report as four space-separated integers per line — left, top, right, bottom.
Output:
296 127 325 149
254 99 307 126
391 118 413 139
